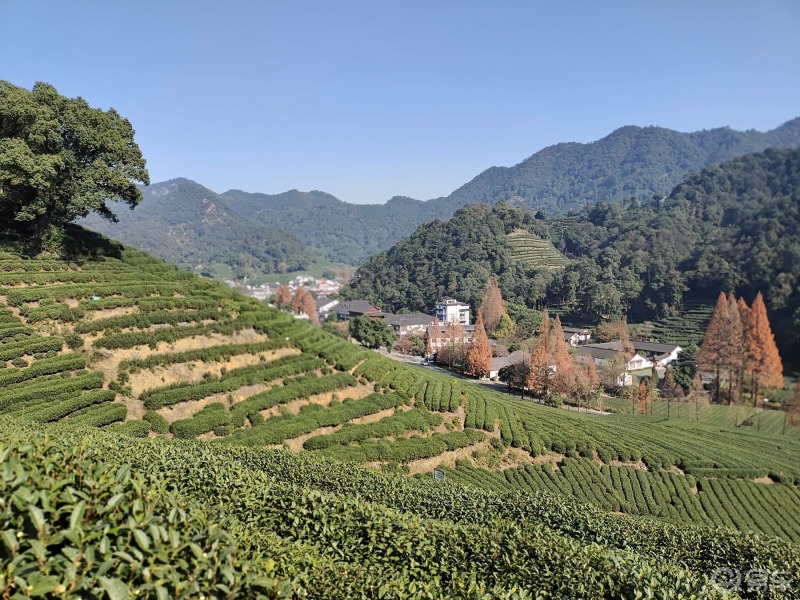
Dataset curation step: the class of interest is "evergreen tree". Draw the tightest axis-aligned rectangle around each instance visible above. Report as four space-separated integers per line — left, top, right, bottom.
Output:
493 313 516 338
467 312 493 378
0 81 149 245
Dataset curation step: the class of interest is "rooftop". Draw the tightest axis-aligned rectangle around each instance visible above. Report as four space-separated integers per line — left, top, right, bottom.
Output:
491 350 528 372
382 312 434 327
337 300 381 314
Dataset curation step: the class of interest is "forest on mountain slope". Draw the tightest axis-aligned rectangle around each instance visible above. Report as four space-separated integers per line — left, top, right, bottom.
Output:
345 147 800 356
81 119 799 269
80 178 311 276
444 118 800 214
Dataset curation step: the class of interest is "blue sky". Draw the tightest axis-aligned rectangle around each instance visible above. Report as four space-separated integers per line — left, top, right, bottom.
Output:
2 1 799 203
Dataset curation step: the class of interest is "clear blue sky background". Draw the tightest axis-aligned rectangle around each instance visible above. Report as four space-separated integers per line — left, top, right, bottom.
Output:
2 1 799 203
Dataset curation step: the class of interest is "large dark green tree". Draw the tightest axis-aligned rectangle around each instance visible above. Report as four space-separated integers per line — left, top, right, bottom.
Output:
0 81 149 245
348 316 396 350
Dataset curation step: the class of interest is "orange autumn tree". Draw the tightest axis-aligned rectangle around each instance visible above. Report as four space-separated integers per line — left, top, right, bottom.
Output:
745 292 783 405
539 311 553 354
699 292 729 403
273 284 292 309
551 315 577 396
479 278 507 334
527 345 551 397
724 294 744 403
638 379 651 415
618 316 635 360
736 296 752 402
290 287 318 323
467 312 493 378
425 317 443 358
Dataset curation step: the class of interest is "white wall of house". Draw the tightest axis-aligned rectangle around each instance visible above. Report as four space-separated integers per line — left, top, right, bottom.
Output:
435 300 470 326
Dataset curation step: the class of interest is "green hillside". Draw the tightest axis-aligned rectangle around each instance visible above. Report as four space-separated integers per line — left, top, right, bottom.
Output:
2 229 800 596
79 119 800 271
507 229 570 269
346 148 800 363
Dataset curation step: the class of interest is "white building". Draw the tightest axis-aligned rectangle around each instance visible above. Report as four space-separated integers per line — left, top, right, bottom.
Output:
435 299 470 326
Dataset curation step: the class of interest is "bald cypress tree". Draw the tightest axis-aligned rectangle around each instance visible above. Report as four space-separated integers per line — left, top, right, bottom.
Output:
747 292 783 405
725 294 744 403
700 292 729 403
479 278 506 334
467 312 493 378
290 288 317 323
551 315 577 397
274 284 292 309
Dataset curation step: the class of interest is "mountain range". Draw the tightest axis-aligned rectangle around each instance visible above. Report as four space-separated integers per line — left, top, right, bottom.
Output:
81 118 800 275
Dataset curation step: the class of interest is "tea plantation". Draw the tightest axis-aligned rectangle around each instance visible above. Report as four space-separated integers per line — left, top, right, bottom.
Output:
1 228 799 598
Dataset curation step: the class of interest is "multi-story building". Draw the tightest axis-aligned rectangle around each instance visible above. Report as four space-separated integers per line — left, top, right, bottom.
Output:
435 299 470 326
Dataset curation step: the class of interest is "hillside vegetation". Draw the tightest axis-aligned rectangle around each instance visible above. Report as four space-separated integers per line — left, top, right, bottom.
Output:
1 228 800 596
80 119 800 269
80 179 311 278
346 148 800 359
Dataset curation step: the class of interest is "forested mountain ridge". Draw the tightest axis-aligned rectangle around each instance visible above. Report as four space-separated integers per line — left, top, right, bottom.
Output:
442 118 800 214
80 178 311 277
80 119 800 269
223 118 800 262
345 147 800 356
220 188 450 264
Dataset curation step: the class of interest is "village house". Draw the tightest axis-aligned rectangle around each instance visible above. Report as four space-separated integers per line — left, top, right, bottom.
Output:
381 312 434 336
435 299 470 326
576 340 681 371
562 326 592 346
425 322 476 354
335 300 382 322
315 297 339 321
489 350 529 380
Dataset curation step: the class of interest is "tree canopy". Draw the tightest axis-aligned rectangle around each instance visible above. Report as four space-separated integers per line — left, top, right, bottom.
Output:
344 148 800 364
0 81 149 245
349 316 395 350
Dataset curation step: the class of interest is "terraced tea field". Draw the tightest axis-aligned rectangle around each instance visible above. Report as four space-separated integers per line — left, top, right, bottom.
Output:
649 303 714 347
507 229 570 269
2 230 800 550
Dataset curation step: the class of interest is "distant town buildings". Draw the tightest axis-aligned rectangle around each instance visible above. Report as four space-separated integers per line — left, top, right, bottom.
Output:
224 275 342 303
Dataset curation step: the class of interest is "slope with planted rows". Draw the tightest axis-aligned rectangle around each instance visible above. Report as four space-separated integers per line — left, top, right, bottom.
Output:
1 228 800 596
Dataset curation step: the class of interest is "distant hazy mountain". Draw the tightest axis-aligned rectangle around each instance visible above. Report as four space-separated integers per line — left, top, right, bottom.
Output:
79 179 310 278
81 118 800 271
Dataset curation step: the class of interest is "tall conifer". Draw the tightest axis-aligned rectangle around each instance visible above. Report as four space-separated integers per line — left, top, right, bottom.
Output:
551 315 577 396
748 292 783 404
725 294 744 403
467 312 493 378
479 278 507 333
700 292 729 402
